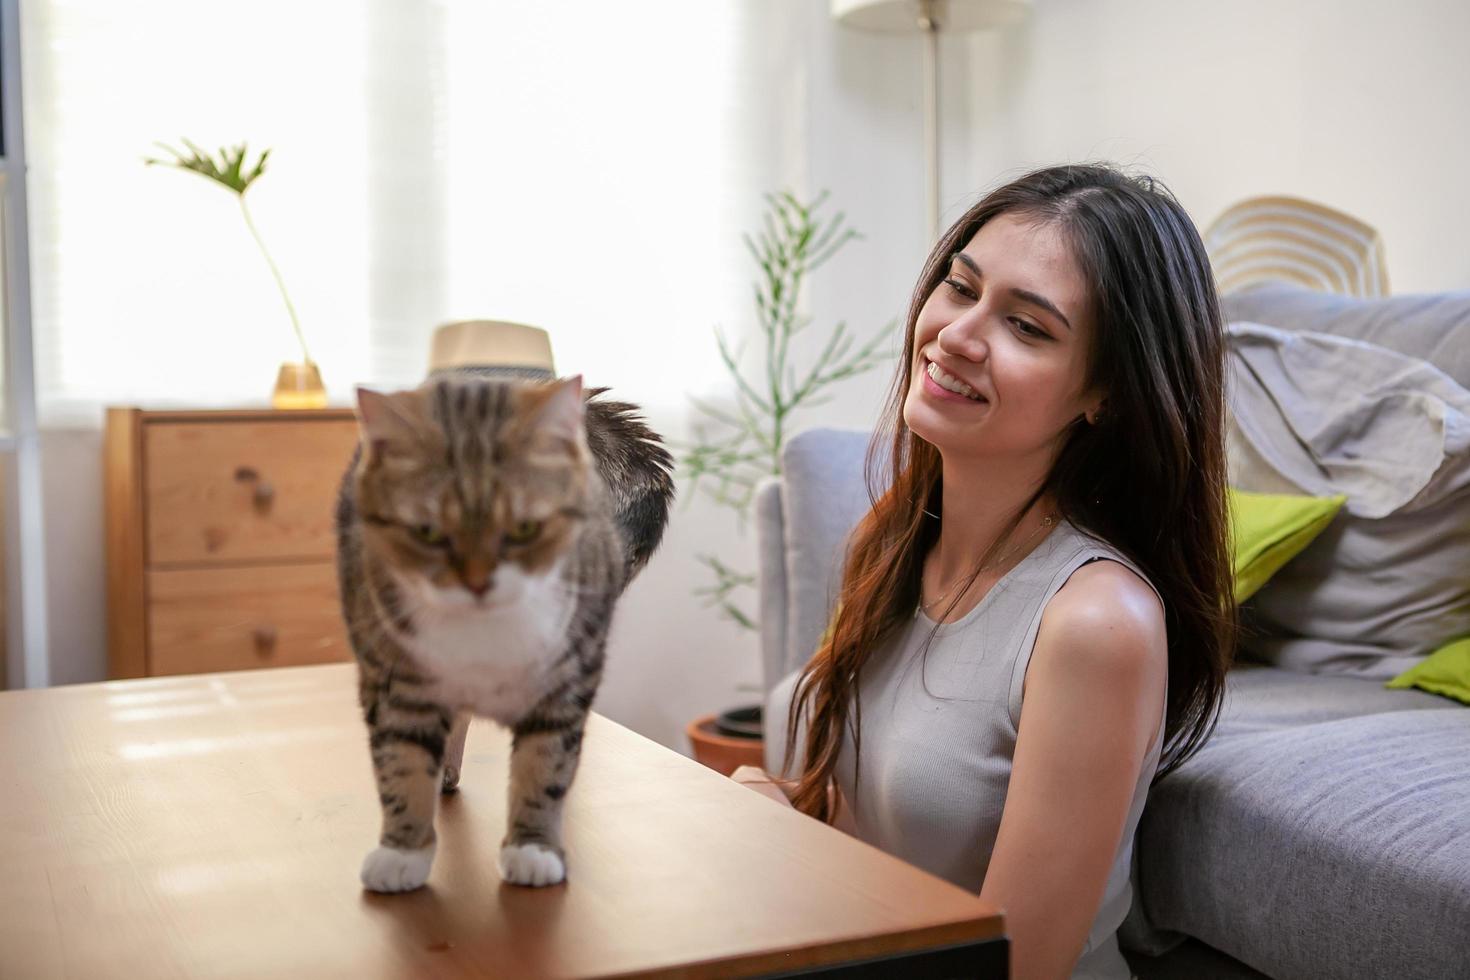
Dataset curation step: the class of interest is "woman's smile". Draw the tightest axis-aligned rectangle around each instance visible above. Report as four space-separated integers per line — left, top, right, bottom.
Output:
920 356 989 406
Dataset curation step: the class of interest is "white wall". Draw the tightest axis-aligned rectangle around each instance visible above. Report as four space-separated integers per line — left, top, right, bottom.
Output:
26 0 1470 754
956 0 1470 293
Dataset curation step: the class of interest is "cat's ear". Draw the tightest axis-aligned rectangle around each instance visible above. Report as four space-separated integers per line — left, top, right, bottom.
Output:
356 386 428 461
529 375 586 445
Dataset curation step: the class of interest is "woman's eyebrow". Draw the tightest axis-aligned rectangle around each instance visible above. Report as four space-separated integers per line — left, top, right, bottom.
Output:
951 252 1073 332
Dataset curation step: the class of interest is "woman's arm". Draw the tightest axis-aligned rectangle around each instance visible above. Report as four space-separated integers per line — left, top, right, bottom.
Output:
978 562 1168 980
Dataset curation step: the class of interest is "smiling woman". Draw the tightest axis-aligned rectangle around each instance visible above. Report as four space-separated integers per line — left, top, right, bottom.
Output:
906 214 1102 469
774 163 1236 980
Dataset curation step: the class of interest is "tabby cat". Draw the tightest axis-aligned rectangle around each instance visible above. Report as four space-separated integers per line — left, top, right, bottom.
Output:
334 373 674 892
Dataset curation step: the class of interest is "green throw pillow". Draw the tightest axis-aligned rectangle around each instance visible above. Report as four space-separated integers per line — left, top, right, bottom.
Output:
1386 636 1470 705
1229 488 1346 604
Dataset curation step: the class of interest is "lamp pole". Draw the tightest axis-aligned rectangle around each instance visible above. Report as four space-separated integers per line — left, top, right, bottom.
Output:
919 0 940 243
832 0 1030 247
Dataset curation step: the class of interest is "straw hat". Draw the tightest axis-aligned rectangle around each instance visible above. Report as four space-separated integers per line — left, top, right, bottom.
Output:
425 320 556 381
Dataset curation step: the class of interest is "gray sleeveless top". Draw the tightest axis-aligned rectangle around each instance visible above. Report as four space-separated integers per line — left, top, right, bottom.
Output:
826 518 1168 980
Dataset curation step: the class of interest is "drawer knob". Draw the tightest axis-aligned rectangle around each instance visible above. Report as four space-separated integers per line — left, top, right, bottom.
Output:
234 465 276 512
253 625 278 657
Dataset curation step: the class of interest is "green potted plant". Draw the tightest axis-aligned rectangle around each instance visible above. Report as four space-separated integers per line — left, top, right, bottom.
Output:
144 138 325 408
678 189 894 774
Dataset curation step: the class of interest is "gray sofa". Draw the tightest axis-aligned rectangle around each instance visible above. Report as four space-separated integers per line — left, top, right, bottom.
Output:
756 284 1470 979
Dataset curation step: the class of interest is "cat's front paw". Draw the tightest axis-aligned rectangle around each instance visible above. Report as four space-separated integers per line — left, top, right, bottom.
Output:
497 842 566 887
361 843 436 893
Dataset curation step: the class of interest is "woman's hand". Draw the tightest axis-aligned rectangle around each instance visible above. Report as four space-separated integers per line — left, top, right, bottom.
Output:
729 765 797 808
730 767 859 839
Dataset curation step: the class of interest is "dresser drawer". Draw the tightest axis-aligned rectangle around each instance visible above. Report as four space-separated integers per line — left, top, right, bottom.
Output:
145 419 361 565
147 562 354 676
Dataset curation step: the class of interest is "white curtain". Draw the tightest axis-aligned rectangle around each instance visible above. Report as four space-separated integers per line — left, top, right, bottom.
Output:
21 0 806 427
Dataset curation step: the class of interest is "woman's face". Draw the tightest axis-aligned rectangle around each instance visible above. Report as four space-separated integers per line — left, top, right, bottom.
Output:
903 212 1102 463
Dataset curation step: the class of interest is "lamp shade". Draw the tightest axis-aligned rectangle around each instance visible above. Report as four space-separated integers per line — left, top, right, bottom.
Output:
426 319 556 381
831 0 1029 32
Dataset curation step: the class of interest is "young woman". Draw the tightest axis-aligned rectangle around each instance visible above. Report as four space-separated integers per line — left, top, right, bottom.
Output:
757 163 1236 980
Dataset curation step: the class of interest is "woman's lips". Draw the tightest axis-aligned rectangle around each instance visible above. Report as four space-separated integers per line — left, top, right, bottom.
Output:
920 358 988 405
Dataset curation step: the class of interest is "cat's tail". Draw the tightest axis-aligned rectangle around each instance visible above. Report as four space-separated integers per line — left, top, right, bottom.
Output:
582 387 676 586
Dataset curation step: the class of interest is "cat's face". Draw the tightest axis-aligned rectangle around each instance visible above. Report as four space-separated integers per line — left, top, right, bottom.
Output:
353 375 590 619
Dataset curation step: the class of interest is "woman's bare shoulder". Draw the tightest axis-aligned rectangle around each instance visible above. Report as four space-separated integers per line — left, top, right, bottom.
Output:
1023 558 1167 706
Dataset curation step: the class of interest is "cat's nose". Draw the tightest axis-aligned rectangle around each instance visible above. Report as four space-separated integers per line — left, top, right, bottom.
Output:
459 557 492 596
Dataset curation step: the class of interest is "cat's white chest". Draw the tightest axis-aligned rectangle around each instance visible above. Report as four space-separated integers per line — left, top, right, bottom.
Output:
404 572 575 725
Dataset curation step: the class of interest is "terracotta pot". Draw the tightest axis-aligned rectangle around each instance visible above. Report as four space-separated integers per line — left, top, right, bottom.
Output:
685 713 764 777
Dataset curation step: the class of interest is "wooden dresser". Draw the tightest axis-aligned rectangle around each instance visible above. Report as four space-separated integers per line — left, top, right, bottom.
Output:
104 407 363 679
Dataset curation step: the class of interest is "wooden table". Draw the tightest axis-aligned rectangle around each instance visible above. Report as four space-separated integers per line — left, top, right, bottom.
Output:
0 664 1007 978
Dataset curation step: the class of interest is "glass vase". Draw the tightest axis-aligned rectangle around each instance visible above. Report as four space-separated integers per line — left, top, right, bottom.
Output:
271 361 328 409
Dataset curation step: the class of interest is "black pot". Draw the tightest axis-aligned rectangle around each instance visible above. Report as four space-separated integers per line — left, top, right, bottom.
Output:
714 704 763 740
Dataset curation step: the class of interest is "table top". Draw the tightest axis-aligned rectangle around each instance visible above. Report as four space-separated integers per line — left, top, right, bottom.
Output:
0 664 1004 979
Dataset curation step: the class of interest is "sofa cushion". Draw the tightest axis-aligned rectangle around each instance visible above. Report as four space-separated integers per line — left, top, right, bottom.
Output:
1227 322 1470 678
1221 281 1470 389
1122 668 1467 980
1207 663 1461 735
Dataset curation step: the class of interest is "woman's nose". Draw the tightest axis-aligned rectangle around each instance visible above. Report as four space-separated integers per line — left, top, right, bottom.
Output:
935 310 989 362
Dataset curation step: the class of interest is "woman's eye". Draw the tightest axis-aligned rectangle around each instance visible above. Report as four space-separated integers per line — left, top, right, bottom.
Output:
943 278 975 300
505 520 543 545
409 523 447 546
942 277 1048 339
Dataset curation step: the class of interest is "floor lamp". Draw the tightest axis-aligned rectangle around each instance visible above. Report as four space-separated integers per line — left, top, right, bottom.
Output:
831 0 1030 243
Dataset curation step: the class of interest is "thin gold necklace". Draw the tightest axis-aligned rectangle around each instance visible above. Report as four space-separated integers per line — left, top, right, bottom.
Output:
917 512 1057 619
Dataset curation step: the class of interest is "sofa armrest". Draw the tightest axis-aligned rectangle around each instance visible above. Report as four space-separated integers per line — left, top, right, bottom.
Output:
755 476 788 701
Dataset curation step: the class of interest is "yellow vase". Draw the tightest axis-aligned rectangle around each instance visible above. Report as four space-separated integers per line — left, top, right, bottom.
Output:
271 361 328 409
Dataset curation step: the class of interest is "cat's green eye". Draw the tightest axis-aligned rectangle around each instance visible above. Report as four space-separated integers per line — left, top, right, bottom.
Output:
409 523 448 547
505 520 543 545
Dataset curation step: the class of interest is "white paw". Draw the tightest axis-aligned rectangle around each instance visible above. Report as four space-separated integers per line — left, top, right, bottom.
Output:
497 842 566 887
360 843 435 893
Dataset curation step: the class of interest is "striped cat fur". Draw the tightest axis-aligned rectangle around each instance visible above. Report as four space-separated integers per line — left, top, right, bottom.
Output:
334 373 674 892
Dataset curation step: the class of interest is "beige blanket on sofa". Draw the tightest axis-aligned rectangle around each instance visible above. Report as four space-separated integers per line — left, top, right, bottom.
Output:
1227 321 1470 518
1226 321 1470 678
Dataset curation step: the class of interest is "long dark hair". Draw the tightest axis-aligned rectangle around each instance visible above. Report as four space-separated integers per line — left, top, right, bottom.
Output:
781 163 1236 823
